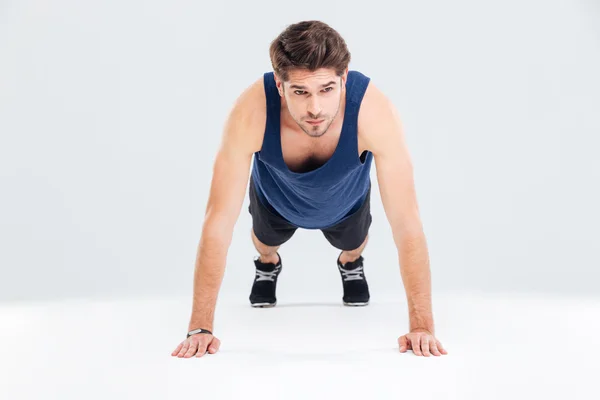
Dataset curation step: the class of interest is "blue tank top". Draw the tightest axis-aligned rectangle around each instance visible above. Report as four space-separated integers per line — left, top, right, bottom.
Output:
251 70 374 229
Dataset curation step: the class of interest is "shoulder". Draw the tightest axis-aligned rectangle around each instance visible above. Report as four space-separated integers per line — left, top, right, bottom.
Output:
229 75 267 129
356 75 397 134
223 75 267 153
356 77 405 157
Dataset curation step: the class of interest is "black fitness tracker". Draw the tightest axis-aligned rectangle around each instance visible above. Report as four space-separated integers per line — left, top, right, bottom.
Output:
187 328 213 338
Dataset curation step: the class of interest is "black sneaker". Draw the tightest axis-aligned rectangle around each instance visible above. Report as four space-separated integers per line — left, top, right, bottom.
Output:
249 253 282 307
337 252 370 306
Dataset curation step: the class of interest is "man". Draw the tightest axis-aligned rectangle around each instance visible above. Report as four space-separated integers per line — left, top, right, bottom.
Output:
171 20 448 358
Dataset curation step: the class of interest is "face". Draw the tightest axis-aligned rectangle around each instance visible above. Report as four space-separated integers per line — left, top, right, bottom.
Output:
275 68 348 138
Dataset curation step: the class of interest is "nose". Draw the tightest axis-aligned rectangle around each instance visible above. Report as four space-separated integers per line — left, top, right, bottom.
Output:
307 97 321 118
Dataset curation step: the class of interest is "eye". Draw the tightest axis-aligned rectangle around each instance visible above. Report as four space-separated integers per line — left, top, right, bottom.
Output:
322 87 333 93
294 90 306 95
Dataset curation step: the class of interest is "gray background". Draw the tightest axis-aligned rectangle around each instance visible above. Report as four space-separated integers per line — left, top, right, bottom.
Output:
1 0 599 303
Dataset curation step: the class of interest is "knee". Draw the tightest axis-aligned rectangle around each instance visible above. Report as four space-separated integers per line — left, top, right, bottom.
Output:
251 228 278 254
347 234 369 254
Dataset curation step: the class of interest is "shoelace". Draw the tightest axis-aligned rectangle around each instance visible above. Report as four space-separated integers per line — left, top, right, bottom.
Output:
338 265 365 281
255 266 280 282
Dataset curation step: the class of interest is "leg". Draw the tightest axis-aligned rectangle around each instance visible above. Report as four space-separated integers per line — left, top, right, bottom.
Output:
249 228 283 307
247 176 297 307
321 185 373 306
251 228 280 264
247 175 297 261
339 234 369 265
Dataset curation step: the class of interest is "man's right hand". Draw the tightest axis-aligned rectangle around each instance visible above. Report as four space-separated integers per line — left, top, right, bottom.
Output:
171 333 221 358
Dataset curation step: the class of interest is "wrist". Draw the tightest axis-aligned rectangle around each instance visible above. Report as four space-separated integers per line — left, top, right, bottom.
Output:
410 326 434 335
187 328 213 338
189 322 213 333
409 312 433 333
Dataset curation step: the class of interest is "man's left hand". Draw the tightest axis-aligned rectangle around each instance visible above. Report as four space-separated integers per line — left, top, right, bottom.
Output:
398 328 448 356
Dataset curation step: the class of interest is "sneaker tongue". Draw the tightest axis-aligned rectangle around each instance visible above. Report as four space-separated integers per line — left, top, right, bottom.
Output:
339 256 363 270
254 258 280 271
255 264 276 272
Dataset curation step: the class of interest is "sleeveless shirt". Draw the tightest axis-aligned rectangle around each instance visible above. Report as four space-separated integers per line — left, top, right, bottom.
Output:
250 70 373 229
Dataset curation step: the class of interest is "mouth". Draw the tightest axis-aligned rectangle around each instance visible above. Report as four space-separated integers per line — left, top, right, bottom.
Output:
306 119 324 125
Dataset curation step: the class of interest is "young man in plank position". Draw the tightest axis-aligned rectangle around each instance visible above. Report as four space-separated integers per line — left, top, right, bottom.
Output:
172 20 448 358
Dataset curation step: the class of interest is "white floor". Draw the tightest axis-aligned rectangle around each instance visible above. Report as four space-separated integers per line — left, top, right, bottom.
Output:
1 290 598 400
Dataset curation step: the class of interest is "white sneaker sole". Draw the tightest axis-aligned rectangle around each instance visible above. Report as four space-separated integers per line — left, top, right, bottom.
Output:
343 301 369 307
250 301 277 308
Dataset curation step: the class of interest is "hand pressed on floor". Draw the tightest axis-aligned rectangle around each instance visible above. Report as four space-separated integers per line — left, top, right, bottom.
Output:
171 333 221 358
398 328 448 357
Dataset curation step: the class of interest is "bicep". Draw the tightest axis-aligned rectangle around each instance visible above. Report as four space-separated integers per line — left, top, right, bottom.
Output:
375 149 422 236
203 86 264 235
204 140 254 232
367 97 422 236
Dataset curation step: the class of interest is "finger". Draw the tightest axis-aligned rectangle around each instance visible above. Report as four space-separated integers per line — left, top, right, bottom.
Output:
195 337 212 358
208 337 221 354
437 340 448 355
177 342 190 357
411 335 422 356
429 340 442 356
398 336 408 352
184 340 199 358
421 337 431 357
171 342 184 356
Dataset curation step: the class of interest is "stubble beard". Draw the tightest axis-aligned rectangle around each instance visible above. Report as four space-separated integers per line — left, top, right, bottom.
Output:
296 101 342 138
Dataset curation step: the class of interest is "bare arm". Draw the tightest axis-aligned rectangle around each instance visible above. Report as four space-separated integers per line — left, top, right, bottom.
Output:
360 84 435 334
188 79 265 333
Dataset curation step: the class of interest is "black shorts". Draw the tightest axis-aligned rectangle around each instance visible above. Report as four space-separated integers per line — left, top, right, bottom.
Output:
248 176 372 251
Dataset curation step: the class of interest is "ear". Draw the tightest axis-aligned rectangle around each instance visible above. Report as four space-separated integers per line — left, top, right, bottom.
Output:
341 67 349 88
273 73 284 97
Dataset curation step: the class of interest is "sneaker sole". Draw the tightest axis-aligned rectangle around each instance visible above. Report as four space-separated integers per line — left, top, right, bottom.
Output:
343 301 369 307
250 301 277 308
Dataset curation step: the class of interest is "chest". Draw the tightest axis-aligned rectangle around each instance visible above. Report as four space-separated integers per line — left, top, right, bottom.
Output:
279 124 367 174
279 125 336 172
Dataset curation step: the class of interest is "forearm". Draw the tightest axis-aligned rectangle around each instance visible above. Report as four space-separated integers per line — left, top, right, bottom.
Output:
395 231 434 334
187 224 232 332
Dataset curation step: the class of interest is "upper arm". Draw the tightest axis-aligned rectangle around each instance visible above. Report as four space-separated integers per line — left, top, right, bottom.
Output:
359 83 423 236
203 78 266 237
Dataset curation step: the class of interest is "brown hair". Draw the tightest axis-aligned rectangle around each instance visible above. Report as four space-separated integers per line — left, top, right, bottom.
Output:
269 20 351 82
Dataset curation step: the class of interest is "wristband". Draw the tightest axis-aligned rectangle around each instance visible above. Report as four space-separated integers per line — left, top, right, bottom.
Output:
187 328 213 338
